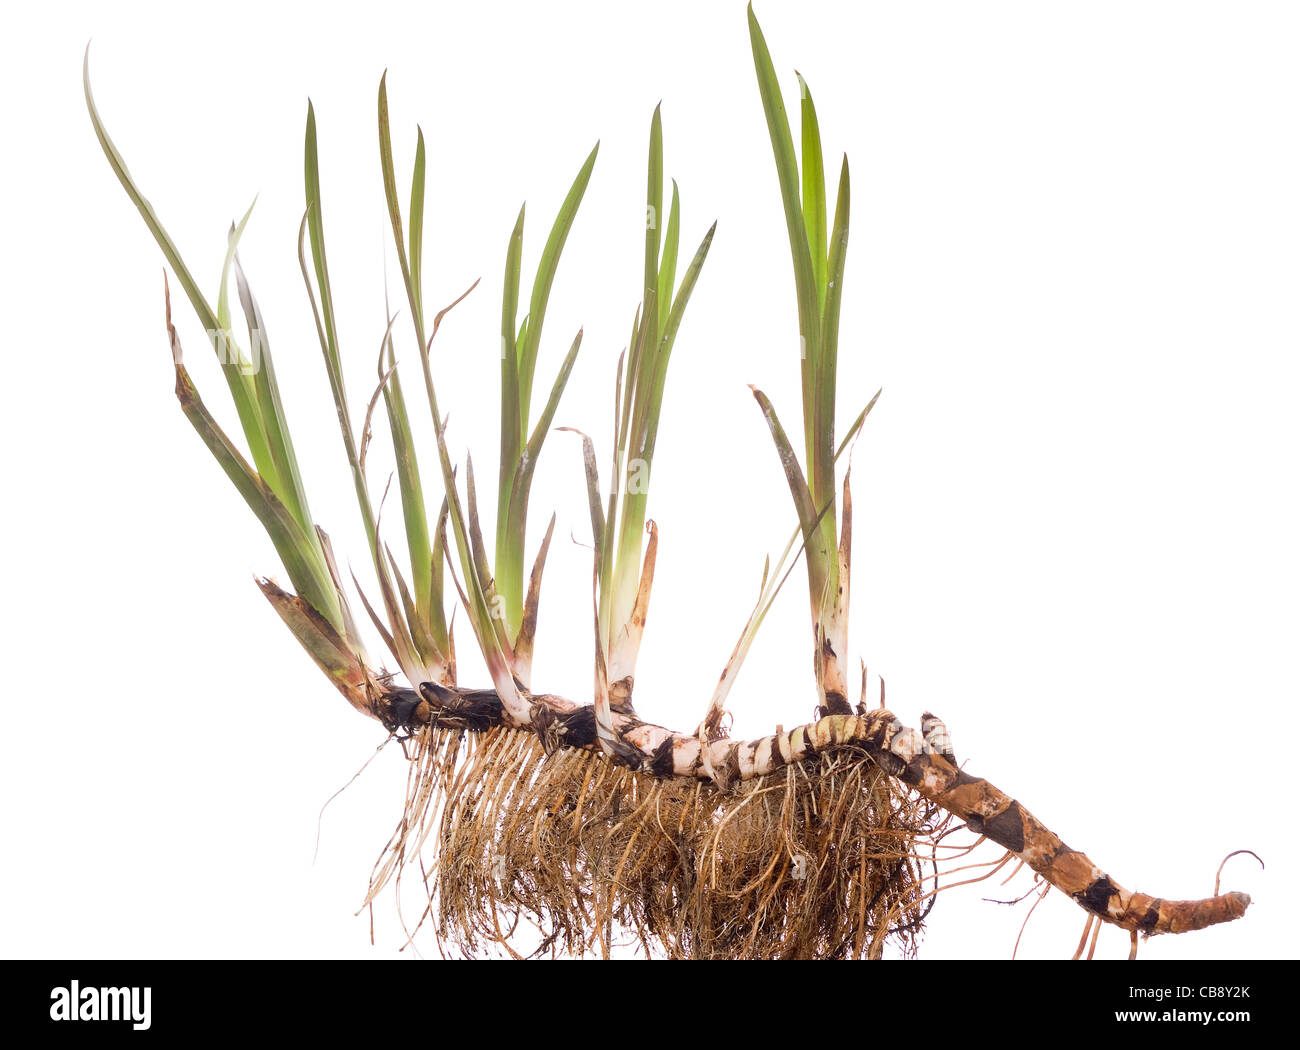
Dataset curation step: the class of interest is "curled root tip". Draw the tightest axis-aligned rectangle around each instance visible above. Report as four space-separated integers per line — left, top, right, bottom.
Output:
1214 849 1265 896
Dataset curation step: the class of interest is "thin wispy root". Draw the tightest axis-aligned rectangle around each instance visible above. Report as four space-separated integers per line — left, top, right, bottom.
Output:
368 723 938 959
364 687 1251 958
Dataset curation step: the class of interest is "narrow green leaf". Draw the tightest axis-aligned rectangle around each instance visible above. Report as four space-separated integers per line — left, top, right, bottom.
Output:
297 204 380 564
373 80 441 627
620 305 650 456
408 126 427 330
515 142 598 416
386 543 441 670
351 568 400 667
85 54 278 484
718 384 880 720
436 479 519 703
302 114 436 680
814 154 851 517
644 105 663 308
303 103 347 403
822 157 851 375
836 387 881 458
639 222 716 469
523 329 583 468
656 180 680 333
303 109 386 574
232 251 312 532
366 315 397 454
403 293 507 689
370 476 432 682
165 279 341 630
496 204 527 592
747 4 823 454
421 421 515 687
750 386 820 558
378 334 433 624
838 463 853 610
465 455 494 595
612 346 628 458
588 552 618 758
217 200 257 331
609 217 714 659
501 328 583 633
608 520 658 683
513 512 557 688
429 498 451 657
314 526 365 653
796 72 827 300
698 535 804 737
377 73 427 355
177 370 336 624
85 48 211 331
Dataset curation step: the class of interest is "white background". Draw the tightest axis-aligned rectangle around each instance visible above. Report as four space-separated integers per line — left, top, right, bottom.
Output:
1 0 1295 960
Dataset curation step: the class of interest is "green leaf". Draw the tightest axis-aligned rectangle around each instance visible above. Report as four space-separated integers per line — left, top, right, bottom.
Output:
314 526 365 652
464 455 495 596
408 126 427 330
303 104 347 409
379 329 434 624
84 50 223 344
697 530 806 737
513 512 557 687
813 155 850 517
523 329 584 471
639 222 716 469
386 543 440 671
302 106 387 572
837 387 881 458
429 498 451 657
515 143 598 416
656 181 680 333
413 334 519 705
496 204 527 586
351 567 400 667
374 79 443 628
217 200 257 332
165 279 341 630
232 251 313 533
85 52 278 486
501 328 584 634
747 5 823 456
796 72 827 301
644 104 664 310
297 202 381 570
750 385 822 573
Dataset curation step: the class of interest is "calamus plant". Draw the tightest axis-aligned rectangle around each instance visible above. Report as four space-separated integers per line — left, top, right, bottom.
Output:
86 5 1253 959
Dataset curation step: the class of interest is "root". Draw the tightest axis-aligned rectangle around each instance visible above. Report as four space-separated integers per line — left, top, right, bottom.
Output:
369 725 941 959
360 682 1252 957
